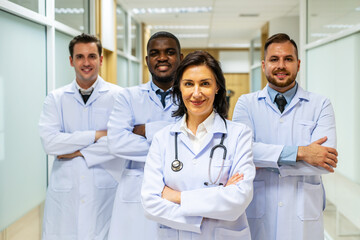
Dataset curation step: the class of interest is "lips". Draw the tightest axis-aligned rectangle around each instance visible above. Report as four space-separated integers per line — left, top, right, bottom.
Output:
274 71 289 79
191 100 205 106
156 64 171 72
81 67 93 74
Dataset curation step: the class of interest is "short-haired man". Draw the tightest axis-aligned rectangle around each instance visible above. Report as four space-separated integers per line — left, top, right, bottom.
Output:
39 33 122 239
107 31 183 240
233 33 338 240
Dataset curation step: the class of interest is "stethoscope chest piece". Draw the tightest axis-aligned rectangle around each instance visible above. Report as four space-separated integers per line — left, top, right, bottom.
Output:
171 159 183 172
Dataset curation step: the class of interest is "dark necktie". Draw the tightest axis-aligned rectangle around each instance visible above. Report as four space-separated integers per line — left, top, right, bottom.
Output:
156 89 170 108
79 89 93 104
275 93 287 113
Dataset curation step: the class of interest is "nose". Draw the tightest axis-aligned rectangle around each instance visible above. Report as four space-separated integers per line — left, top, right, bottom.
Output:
84 57 90 66
277 59 286 69
192 85 202 98
158 52 168 61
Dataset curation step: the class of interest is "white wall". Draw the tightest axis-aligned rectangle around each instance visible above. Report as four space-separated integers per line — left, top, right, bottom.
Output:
219 51 249 73
307 32 360 184
269 16 300 47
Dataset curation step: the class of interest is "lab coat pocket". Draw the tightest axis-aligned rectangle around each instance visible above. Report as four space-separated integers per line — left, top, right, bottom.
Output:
120 168 143 202
93 108 109 130
297 181 323 221
51 159 73 192
158 225 178 239
93 166 118 189
296 120 316 145
246 181 265 218
215 227 251 239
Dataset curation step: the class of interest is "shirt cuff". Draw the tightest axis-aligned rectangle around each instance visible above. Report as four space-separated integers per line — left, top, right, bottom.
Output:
278 145 297 165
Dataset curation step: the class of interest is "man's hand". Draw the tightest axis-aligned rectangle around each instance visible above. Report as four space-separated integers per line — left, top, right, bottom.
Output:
133 124 146 138
297 136 338 172
58 150 83 160
95 130 107 142
225 173 244 187
162 186 181 204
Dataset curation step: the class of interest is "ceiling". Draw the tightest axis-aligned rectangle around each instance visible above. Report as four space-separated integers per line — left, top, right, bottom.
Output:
117 0 299 48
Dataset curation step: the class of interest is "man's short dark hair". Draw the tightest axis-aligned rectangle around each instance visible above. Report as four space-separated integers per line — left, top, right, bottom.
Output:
69 33 102 58
147 31 181 53
172 50 228 119
264 33 298 59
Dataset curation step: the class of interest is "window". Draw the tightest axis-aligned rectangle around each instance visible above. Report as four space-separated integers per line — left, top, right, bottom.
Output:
307 0 360 43
55 0 89 32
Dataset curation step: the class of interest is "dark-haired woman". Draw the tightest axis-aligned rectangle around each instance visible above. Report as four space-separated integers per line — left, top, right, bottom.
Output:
141 51 255 239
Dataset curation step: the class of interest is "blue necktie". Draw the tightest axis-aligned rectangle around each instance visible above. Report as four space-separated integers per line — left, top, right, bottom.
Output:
156 90 170 108
275 93 287 113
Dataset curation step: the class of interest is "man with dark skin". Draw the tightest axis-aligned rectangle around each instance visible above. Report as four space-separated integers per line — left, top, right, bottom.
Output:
107 31 183 240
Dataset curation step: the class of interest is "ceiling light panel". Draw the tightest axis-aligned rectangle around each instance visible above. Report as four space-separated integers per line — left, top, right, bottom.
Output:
148 25 209 30
132 7 212 14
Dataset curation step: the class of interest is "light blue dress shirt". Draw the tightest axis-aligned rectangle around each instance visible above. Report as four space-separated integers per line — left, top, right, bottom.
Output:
151 80 172 105
267 83 298 166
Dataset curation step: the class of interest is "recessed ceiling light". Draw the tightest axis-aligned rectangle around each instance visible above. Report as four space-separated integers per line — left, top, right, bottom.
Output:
208 43 250 48
355 7 360 11
239 13 259 17
132 7 212 15
148 25 209 30
311 33 331 38
55 8 84 14
177 34 209 38
324 24 354 29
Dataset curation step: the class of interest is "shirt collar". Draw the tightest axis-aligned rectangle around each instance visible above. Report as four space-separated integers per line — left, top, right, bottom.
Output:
76 78 99 95
267 82 298 104
179 111 215 137
150 80 172 93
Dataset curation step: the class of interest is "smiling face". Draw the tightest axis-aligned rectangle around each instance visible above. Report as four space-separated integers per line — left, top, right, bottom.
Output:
146 37 182 89
262 41 300 93
70 42 102 88
180 65 219 122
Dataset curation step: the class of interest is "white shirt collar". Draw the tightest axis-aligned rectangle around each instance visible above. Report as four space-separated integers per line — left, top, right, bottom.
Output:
76 78 99 95
179 111 215 153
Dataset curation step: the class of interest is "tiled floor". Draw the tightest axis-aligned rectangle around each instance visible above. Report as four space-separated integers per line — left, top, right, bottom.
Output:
324 201 360 240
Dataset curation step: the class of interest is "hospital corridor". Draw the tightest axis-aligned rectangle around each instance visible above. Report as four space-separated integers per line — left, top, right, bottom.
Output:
0 0 360 239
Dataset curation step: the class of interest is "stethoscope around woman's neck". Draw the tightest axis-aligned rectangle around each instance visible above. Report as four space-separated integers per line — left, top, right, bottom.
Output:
171 117 228 186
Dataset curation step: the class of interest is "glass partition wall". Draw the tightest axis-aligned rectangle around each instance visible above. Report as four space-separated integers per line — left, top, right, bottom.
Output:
116 5 142 87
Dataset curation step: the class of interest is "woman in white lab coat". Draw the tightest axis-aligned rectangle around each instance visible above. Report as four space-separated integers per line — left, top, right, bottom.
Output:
141 51 255 240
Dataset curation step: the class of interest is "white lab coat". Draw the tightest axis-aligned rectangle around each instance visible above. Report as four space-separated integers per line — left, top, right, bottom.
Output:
39 77 122 240
141 113 255 240
107 81 177 240
232 85 337 240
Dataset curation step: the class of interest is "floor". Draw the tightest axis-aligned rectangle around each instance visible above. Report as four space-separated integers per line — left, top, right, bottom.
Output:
324 201 360 240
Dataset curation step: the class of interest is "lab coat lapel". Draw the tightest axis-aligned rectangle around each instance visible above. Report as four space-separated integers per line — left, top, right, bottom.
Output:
143 81 164 109
258 86 279 114
170 121 196 156
282 85 310 114
199 114 227 156
66 80 84 106
86 76 109 106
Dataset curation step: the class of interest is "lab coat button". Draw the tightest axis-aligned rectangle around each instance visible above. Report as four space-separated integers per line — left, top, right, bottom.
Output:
192 159 197 165
279 118 284 123
278 202 283 207
81 200 85 204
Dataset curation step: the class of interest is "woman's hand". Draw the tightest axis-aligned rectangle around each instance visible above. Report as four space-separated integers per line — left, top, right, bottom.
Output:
162 186 181 204
225 172 244 187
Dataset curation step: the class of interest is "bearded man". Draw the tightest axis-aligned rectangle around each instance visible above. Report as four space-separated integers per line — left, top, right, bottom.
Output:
233 33 338 240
